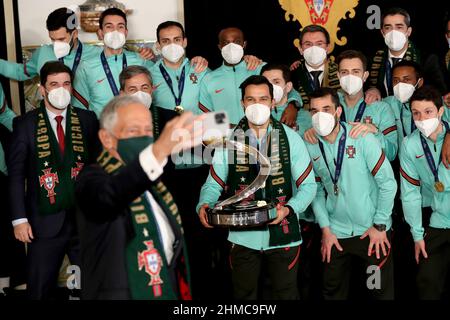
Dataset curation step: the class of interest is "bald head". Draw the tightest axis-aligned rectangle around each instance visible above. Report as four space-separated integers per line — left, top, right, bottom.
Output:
218 27 246 49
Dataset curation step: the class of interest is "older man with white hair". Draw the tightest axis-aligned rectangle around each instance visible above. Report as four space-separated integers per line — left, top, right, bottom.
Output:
75 95 205 300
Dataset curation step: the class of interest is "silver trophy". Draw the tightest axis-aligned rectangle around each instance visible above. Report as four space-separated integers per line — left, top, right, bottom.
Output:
205 139 276 228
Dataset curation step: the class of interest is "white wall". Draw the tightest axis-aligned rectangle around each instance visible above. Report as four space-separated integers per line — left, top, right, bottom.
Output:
18 0 184 46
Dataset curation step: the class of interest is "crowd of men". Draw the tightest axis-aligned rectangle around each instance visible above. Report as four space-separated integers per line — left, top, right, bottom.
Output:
0 6 450 300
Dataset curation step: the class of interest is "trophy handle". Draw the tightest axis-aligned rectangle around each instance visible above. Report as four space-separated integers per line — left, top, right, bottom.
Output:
206 139 271 209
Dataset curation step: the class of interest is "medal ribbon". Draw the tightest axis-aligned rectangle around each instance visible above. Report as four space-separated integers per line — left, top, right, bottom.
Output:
340 100 367 123
159 64 186 106
59 41 83 75
100 51 128 96
318 123 347 191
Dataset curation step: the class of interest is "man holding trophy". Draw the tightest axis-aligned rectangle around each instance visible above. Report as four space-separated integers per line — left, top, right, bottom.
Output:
197 75 317 300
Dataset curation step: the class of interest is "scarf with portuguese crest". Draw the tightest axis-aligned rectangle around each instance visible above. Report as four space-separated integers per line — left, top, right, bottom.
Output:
35 103 88 215
97 150 191 300
293 57 340 111
226 117 301 246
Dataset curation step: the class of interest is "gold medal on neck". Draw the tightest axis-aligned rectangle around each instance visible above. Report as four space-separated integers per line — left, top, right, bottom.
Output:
434 181 445 192
174 105 184 114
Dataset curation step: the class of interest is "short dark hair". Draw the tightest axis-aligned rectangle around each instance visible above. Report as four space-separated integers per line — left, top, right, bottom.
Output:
382 7 411 28
46 7 77 32
99 8 127 29
309 87 340 109
119 65 153 91
299 24 330 45
410 86 443 109
392 60 423 79
40 61 73 86
240 75 273 100
156 21 185 42
218 27 246 42
336 50 368 71
260 63 292 83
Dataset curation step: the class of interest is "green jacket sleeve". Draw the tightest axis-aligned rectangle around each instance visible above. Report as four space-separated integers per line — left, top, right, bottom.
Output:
72 63 90 110
0 85 17 131
198 75 214 113
311 176 330 228
373 101 398 161
285 128 316 215
286 88 303 108
362 133 397 226
399 138 424 241
0 45 48 81
196 148 228 213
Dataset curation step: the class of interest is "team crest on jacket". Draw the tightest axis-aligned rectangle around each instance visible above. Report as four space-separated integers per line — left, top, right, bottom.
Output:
138 240 164 296
364 116 373 124
39 168 59 204
346 145 356 158
189 73 198 84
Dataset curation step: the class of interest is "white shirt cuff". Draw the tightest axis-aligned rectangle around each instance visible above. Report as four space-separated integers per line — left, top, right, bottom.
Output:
12 218 28 227
139 144 168 181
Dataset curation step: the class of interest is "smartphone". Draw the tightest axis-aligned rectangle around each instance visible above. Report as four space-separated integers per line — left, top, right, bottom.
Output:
202 111 230 143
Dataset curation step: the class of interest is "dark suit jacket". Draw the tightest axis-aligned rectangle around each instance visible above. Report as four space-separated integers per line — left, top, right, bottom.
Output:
75 157 185 300
7 106 101 238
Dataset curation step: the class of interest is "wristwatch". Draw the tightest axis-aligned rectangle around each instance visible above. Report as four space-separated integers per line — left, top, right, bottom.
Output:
373 223 386 232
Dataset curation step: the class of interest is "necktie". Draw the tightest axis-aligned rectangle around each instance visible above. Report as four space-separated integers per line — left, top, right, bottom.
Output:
55 115 65 154
391 57 401 66
387 58 402 96
310 71 322 91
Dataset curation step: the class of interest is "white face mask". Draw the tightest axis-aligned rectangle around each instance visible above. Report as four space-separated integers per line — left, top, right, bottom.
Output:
312 111 336 136
384 30 407 52
47 87 71 110
447 37 450 48
303 46 327 67
103 30 126 50
221 43 244 65
161 43 185 63
339 74 363 96
245 103 271 125
131 91 152 107
393 81 418 103
415 117 440 138
53 35 72 59
272 84 285 104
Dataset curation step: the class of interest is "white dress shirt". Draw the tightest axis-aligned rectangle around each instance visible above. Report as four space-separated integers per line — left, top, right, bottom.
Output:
305 63 325 86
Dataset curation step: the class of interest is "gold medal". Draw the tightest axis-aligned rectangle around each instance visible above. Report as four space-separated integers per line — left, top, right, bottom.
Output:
434 181 445 192
174 105 184 114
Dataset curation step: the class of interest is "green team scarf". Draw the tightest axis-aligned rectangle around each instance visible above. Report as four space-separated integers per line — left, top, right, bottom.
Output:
294 57 340 111
226 117 301 246
369 41 421 91
97 150 191 300
35 103 88 215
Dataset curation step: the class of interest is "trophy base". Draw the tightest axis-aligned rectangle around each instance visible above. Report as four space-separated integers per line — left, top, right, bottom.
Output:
207 201 275 228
